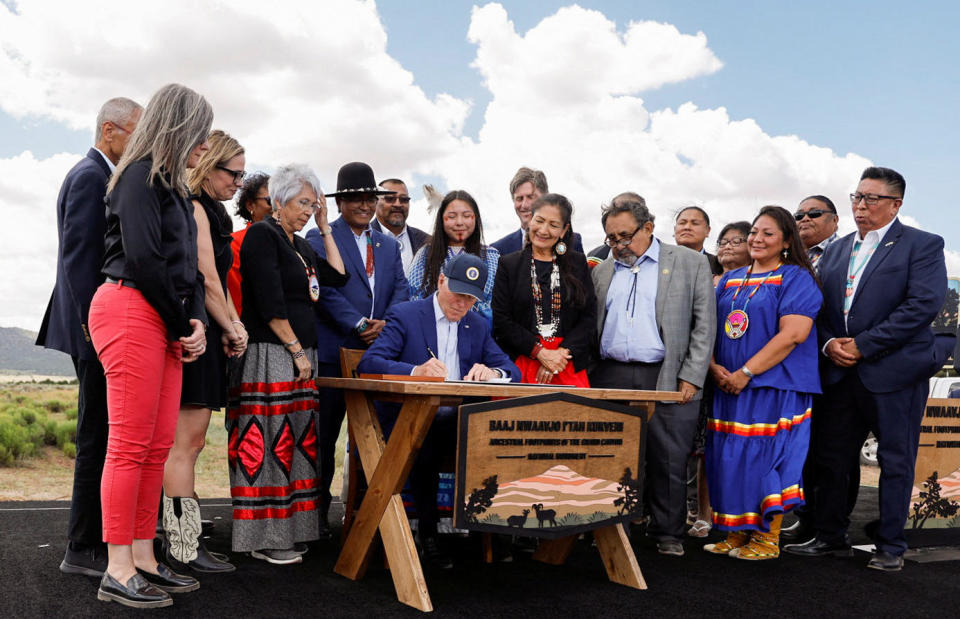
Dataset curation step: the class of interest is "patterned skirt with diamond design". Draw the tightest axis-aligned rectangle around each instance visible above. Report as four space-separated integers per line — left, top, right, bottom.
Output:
226 341 320 552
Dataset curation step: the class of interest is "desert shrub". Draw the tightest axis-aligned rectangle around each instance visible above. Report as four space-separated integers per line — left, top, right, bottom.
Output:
43 419 58 445
556 513 583 526
18 408 37 425
65 407 78 421
55 421 77 447
44 399 68 413
62 442 77 459
0 418 40 460
0 445 11 467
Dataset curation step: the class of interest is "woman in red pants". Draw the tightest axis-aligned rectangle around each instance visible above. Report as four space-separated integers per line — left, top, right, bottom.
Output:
89 83 213 609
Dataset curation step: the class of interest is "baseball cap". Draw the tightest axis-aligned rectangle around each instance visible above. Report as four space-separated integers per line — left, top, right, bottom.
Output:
442 253 487 299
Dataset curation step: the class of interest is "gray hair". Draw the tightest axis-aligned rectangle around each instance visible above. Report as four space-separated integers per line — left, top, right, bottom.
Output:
601 193 655 229
95 97 142 143
268 164 323 210
108 84 214 197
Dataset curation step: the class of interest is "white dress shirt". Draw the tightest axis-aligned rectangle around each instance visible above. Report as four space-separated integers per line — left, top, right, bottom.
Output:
433 293 460 380
378 223 414 274
845 217 898 328
93 147 116 173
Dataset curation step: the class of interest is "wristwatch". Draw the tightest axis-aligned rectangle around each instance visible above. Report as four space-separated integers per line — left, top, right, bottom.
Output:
356 318 370 334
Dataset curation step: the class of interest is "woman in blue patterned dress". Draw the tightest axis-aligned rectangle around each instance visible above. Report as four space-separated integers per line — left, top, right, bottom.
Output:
407 190 499 324
704 205 822 560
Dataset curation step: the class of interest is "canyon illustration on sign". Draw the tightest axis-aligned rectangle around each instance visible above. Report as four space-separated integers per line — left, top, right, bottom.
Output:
454 392 646 539
911 397 960 530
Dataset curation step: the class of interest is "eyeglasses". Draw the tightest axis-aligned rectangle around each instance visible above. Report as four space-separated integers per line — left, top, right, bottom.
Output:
850 192 899 206
342 196 378 207
381 195 411 205
605 226 642 248
717 237 746 248
109 121 132 134
257 195 272 207
216 165 246 184
793 209 835 221
294 198 321 213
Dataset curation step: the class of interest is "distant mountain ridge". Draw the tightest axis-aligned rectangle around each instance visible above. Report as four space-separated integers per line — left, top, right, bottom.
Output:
0 326 75 376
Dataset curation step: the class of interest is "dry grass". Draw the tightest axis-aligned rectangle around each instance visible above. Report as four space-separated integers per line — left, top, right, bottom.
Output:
0 383 346 501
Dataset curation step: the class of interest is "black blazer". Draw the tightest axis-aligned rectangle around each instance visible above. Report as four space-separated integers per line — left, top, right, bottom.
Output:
705 251 723 276
492 247 597 370
36 148 111 361
101 159 207 338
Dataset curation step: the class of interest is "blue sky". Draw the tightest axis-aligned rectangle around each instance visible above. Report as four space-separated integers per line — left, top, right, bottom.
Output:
2 1 955 244
375 0 958 246
0 1 956 329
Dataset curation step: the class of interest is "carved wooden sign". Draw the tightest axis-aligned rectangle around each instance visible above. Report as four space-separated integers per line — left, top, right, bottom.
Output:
454 392 646 539
911 398 960 529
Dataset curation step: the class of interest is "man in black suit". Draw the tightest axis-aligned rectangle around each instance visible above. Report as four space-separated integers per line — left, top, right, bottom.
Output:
491 167 583 256
370 177 430 274
784 167 948 571
36 97 142 577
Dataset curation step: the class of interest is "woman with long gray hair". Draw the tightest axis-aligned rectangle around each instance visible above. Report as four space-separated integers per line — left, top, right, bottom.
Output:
229 164 347 564
89 83 212 608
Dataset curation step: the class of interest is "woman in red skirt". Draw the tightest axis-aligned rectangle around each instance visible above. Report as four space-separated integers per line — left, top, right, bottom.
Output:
492 193 596 386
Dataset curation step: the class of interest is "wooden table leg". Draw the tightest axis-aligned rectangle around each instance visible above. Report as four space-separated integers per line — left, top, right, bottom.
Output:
532 535 577 565
594 524 646 590
335 392 441 612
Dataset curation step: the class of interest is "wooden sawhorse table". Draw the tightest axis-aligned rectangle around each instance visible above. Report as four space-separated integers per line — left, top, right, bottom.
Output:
315 377 680 612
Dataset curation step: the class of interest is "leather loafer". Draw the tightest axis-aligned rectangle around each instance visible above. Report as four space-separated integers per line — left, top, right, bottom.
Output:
780 519 815 542
867 550 904 572
98 572 172 608
783 536 853 558
137 563 200 593
60 543 107 577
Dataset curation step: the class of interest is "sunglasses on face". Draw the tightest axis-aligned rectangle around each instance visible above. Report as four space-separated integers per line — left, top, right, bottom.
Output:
794 209 835 221
216 165 246 184
381 195 411 205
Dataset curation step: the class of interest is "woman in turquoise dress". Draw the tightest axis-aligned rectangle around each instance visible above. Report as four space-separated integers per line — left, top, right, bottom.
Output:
704 205 823 560
407 189 499 323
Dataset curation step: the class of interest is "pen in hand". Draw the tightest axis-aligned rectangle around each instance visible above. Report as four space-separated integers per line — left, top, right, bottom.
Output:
427 346 438 360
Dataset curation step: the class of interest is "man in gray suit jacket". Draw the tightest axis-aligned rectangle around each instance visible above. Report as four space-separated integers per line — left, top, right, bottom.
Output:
590 195 716 557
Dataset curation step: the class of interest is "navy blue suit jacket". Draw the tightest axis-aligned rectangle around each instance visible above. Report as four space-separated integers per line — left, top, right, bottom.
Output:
36 148 111 361
369 218 431 256
307 216 409 365
818 219 947 393
491 229 584 257
357 297 520 381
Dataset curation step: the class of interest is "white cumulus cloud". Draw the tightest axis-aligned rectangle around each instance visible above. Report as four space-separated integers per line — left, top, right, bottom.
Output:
0 0 956 333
